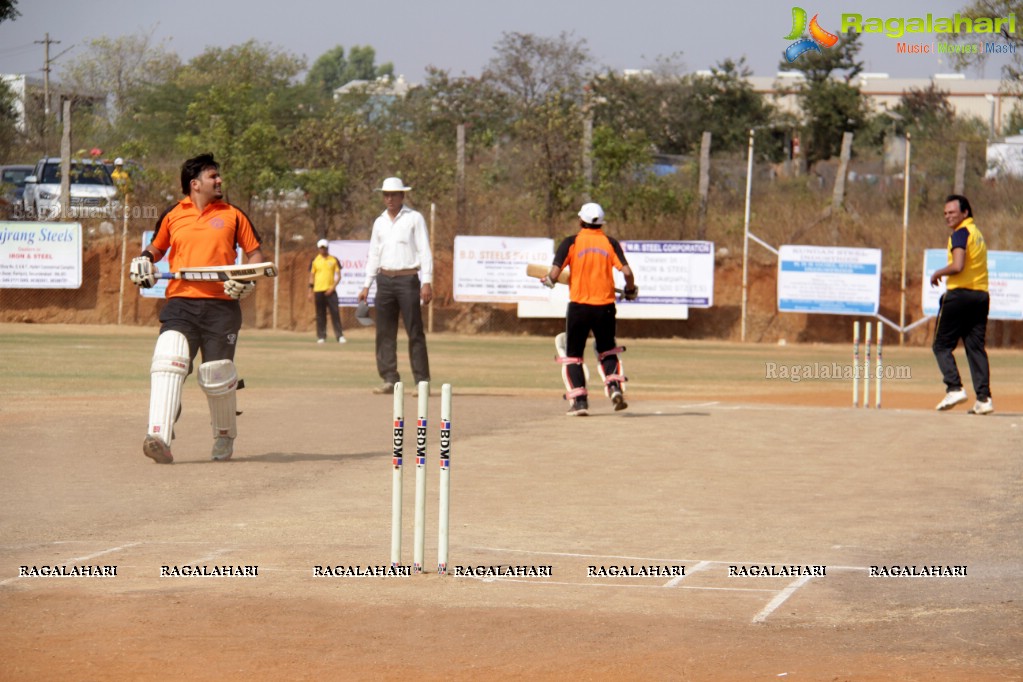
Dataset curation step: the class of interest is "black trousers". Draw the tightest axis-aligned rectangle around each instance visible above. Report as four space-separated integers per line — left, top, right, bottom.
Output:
565 301 620 394
159 297 242 371
932 288 991 400
374 274 430 384
314 290 343 340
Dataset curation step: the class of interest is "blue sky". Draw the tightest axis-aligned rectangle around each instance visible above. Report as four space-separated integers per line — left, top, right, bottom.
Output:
0 0 1014 83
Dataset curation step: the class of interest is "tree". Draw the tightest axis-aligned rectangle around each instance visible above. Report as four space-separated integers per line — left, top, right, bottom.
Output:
483 32 594 233
592 58 776 157
688 59 776 153
285 103 381 235
590 125 683 229
778 33 870 166
484 32 592 113
887 85 987 194
892 84 956 136
174 41 307 208
1003 102 1023 136
951 1 1023 87
59 31 181 124
591 69 693 155
0 0 18 24
386 66 510 167
306 45 394 97
0 78 20 158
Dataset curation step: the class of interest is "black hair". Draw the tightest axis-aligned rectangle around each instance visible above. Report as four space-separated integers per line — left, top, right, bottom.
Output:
945 194 973 218
180 153 218 195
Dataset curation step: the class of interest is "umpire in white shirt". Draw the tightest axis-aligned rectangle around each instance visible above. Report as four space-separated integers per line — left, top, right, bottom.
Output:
358 177 433 394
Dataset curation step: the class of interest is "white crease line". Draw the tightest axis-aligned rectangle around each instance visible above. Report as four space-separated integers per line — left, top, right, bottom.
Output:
455 576 777 592
68 542 141 563
1 542 141 587
664 560 712 588
751 574 814 624
469 547 868 571
470 547 696 563
177 549 233 565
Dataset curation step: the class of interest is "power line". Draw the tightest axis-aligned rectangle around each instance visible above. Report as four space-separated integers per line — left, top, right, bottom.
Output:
0 42 38 58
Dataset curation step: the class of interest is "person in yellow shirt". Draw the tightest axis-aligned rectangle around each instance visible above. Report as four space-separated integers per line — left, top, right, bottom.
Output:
929 194 992 415
308 239 345 344
111 158 130 197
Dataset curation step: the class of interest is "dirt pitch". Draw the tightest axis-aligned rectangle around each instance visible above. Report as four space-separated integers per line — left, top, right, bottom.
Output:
1 323 1021 681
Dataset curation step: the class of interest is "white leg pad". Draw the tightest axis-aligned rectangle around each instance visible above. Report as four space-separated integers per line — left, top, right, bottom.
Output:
198 359 238 439
555 334 588 398
148 331 189 445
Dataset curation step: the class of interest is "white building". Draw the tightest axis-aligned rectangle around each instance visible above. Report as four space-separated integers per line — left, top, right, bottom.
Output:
748 72 1021 137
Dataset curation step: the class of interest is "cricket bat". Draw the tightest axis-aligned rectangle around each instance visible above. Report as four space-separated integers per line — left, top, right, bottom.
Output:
526 263 622 295
156 262 278 282
525 263 570 284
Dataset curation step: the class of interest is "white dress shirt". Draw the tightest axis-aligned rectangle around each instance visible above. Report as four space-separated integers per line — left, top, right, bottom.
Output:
363 205 433 287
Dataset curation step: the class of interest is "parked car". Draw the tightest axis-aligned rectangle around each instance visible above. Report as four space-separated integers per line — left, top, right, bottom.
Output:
0 164 34 218
22 157 119 221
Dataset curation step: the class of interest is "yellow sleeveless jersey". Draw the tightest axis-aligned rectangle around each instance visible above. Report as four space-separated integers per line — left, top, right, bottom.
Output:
946 217 988 292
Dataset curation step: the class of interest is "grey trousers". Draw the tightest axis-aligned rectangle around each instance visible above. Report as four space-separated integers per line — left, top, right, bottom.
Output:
374 274 430 385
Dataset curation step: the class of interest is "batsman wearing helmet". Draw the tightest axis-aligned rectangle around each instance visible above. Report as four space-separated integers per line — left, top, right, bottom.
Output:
542 202 637 416
128 153 265 463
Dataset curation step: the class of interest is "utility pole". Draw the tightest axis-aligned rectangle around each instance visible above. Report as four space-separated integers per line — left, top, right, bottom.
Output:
34 33 60 116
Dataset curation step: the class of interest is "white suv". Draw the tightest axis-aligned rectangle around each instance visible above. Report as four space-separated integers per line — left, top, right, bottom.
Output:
22 157 119 221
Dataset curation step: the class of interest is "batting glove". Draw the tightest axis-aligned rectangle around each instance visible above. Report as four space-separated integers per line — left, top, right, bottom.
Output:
540 275 556 289
623 285 639 301
224 279 256 300
129 255 157 288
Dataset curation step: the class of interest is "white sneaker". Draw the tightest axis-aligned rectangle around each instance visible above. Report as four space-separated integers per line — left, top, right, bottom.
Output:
338 337 347 344
935 389 968 411
316 338 325 344
967 398 993 415
211 436 234 461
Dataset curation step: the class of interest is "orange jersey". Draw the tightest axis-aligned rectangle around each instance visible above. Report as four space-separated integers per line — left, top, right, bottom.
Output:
150 198 262 299
553 228 628 305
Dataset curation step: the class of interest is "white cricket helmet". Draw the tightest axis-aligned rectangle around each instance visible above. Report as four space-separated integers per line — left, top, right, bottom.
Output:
578 202 605 226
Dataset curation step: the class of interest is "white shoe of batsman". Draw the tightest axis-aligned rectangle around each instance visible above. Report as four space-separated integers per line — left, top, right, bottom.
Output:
211 436 234 461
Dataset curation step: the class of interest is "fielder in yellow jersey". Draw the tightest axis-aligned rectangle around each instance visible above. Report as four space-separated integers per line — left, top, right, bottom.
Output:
929 194 992 415
308 239 345 344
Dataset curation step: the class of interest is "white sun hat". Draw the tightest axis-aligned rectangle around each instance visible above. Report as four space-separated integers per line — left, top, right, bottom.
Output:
378 177 412 192
578 202 605 226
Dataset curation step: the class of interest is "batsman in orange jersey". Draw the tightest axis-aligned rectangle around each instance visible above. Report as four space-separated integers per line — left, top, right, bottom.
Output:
541 203 637 416
128 153 265 464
